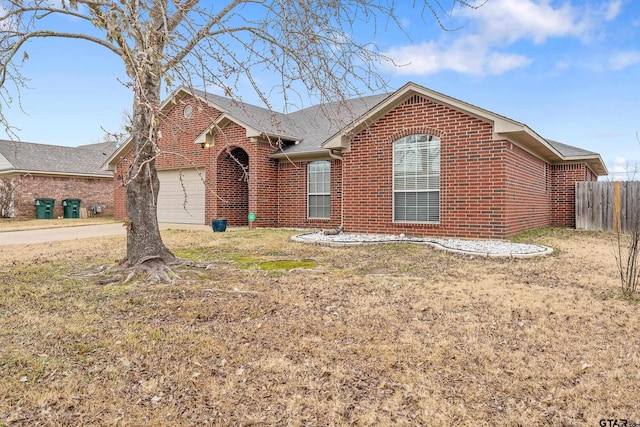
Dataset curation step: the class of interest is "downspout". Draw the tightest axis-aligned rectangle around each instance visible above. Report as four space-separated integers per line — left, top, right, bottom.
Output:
328 149 345 229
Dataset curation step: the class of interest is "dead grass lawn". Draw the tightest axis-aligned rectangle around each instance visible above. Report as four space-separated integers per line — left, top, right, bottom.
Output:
0 217 115 232
0 227 638 426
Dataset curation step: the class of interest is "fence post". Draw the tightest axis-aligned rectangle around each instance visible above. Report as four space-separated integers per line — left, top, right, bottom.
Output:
614 181 620 234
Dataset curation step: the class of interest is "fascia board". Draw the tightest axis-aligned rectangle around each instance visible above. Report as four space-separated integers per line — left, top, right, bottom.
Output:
102 137 133 171
196 113 301 146
270 150 331 162
499 129 608 176
194 124 215 145
160 86 228 115
1 169 112 178
322 135 348 150
215 114 262 139
321 82 520 150
497 127 563 160
555 155 609 176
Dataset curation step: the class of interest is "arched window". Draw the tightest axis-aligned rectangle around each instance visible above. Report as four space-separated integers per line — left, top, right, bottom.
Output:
308 161 330 219
393 134 440 222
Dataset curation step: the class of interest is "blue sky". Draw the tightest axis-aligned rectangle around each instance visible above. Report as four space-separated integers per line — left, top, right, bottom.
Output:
1 0 639 179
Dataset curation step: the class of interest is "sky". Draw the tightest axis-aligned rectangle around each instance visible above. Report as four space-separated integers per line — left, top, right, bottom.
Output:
1 0 638 179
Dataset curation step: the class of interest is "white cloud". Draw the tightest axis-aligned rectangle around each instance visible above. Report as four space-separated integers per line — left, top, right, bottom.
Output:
461 0 587 44
604 0 623 21
615 156 628 162
609 156 640 179
607 50 640 70
486 51 534 74
553 58 571 73
384 37 532 76
383 0 624 77
399 18 411 30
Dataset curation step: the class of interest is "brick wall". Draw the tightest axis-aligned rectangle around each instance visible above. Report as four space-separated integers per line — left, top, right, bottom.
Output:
206 121 280 227
248 140 280 227
340 94 515 239
114 95 222 222
12 174 113 219
277 96 587 239
503 142 552 236
550 163 596 227
216 147 249 225
113 162 128 221
111 91 598 238
277 159 343 229
113 94 281 227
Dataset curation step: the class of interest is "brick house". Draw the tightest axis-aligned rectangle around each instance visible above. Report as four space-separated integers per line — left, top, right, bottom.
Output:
0 140 116 219
103 82 607 239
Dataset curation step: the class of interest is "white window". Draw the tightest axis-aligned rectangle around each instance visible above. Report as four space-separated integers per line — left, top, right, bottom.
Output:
393 134 440 222
308 161 331 219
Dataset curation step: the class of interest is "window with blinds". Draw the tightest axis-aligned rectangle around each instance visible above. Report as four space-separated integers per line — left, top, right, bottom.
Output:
308 161 331 219
393 134 440 222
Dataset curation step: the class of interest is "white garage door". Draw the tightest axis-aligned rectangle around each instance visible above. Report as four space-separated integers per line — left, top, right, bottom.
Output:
157 169 205 224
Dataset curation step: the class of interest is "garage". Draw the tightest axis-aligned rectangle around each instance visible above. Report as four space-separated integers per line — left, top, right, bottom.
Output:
157 168 205 224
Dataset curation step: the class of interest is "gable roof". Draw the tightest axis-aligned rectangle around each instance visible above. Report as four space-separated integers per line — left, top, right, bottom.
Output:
279 94 391 156
191 89 390 153
0 140 116 177
193 89 301 141
319 82 607 175
546 139 597 158
102 82 607 176
102 88 390 169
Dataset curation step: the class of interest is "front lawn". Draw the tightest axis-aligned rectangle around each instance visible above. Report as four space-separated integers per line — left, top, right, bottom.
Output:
0 228 637 425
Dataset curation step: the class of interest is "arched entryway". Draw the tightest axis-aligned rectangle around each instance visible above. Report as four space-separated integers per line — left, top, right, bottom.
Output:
216 147 249 226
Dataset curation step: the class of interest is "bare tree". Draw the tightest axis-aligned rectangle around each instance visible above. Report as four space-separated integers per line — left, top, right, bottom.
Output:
614 210 640 295
0 0 477 281
613 135 640 296
0 176 18 218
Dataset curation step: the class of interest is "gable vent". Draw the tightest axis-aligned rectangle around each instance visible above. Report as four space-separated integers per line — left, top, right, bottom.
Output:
403 94 427 105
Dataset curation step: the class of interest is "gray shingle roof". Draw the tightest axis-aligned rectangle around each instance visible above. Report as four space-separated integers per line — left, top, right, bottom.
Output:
193 89 390 155
283 94 390 154
546 139 598 158
0 140 117 176
194 89 603 163
194 90 299 139
132 84 602 177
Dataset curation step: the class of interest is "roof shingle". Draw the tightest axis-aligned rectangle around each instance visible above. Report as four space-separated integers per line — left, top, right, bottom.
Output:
546 139 598 158
0 140 117 176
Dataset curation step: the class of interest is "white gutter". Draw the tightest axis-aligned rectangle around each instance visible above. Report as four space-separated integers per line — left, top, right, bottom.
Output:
327 149 345 228
0 170 113 178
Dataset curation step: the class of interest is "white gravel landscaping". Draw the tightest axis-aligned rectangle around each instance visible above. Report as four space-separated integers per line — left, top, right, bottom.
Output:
292 231 553 258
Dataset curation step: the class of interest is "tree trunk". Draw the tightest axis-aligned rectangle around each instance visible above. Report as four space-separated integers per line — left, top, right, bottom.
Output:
124 146 174 265
123 19 175 267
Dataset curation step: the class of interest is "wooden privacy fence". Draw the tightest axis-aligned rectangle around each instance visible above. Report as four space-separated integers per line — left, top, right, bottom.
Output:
575 181 640 233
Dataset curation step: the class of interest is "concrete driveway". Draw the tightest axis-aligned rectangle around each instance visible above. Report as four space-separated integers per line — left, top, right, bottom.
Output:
0 223 214 246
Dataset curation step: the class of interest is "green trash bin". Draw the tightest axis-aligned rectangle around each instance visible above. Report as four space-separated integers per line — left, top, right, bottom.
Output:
35 198 55 219
63 198 81 219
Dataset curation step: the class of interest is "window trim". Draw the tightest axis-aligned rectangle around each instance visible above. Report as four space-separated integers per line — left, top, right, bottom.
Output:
307 160 331 219
392 134 441 224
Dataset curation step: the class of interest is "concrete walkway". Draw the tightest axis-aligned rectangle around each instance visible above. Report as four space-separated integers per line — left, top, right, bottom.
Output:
0 223 214 246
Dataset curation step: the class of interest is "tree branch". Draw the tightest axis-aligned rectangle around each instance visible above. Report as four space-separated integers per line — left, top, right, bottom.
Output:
163 0 248 72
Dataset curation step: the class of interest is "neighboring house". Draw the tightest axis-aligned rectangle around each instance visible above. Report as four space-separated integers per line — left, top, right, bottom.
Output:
0 140 116 219
103 82 607 239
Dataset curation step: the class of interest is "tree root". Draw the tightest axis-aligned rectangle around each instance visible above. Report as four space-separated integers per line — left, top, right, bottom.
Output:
97 256 216 285
79 256 233 286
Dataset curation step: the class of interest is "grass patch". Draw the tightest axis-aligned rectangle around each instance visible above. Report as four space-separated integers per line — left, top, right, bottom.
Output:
0 227 639 425
510 226 556 242
222 253 316 270
254 259 316 270
0 216 115 231
172 246 213 260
